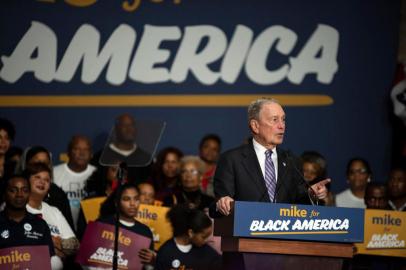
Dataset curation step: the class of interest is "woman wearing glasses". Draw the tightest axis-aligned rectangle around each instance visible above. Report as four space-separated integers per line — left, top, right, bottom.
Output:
163 156 215 212
335 157 372 208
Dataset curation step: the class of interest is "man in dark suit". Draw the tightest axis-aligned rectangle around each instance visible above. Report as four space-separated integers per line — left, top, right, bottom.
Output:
214 98 330 216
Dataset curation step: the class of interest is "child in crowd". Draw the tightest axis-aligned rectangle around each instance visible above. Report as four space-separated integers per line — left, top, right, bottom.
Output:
155 205 221 270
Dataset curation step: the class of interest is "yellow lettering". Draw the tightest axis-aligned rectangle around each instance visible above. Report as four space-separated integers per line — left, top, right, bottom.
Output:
101 230 131 246
0 255 11 264
23 253 31 261
0 250 31 264
65 0 97 7
279 206 307 217
280 208 290 216
122 0 141 12
101 230 115 241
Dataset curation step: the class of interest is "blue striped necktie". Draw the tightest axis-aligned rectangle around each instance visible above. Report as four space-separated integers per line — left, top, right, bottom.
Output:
265 150 277 202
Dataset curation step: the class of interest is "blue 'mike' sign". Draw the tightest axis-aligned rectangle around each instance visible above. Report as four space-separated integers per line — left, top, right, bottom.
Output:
234 201 364 243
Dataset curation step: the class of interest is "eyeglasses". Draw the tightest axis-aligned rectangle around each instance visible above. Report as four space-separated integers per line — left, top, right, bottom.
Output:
181 169 199 175
349 168 368 175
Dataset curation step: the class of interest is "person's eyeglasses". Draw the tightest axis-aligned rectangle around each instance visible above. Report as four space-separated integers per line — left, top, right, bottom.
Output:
181 169 199 175
349 168 368 175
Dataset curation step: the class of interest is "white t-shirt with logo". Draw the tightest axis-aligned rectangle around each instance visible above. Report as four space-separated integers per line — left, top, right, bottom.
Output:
26 202 76 239
53 163 96 230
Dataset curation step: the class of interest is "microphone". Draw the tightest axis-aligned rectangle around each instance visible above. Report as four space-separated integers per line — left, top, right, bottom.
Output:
285 151 318 206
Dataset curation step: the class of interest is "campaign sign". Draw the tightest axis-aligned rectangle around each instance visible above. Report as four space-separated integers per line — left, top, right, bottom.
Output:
355 210 406 257
81 196 107 223
0 245 51 270
81 198 172 250
76 221 151 270
135 204 172 250
233 201 364 243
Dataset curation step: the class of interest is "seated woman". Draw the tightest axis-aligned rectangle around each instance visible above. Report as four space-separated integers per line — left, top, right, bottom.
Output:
155 205 221 270
149 147 183 201
163 156 214 212
24 163 79 264
97 183 156 267
19 146 74 229
336 157 372 208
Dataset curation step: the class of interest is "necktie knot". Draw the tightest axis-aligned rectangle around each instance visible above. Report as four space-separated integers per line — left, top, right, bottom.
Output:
266 150 273 158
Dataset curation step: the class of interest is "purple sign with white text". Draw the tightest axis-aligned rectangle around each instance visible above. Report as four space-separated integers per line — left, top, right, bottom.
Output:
76 221 151 270
0 245 51 270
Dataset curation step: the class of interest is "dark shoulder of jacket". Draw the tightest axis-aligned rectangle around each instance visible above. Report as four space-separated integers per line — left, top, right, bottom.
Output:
219 143 251 160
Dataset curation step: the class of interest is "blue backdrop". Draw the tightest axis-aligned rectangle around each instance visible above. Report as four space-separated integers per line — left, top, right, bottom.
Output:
0 0 400 193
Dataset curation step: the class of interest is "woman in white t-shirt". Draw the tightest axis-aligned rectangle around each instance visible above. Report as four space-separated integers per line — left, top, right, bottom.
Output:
335 157 372 208
25 162 79 261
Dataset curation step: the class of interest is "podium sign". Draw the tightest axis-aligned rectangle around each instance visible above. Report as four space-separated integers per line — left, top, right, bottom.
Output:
233 201 364 243
355 209 406 257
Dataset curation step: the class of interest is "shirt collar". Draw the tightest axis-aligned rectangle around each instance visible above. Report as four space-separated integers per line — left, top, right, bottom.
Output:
253 138 275 155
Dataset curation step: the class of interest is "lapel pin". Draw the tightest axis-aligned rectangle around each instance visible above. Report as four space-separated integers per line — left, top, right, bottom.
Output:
282 162 286 167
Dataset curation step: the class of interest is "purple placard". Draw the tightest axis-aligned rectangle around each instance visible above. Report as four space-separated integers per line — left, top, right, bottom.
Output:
0 245 51 270
76 221 151 270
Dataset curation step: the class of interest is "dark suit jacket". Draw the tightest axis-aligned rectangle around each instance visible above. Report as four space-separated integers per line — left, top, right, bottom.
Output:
213 141 310 205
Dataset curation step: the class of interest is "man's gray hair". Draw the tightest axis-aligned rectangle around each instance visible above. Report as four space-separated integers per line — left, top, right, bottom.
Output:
247 97 280 125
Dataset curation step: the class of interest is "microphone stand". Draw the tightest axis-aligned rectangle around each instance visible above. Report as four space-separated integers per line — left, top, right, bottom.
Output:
286 151 319 206
113 162 127 270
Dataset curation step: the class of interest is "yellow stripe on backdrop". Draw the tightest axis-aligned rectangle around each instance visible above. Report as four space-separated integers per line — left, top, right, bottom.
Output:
0 94 333 107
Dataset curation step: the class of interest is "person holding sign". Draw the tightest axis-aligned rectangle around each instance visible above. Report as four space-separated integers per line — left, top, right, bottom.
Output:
214 98 330 216
98 183 156 266
0 174 63 270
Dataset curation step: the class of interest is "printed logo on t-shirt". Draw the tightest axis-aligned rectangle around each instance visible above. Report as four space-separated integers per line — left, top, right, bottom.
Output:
24 230 44 239
172 259 181 268
49 224 61 235
67 182 87 200
1 230 9 239
24 223 32 232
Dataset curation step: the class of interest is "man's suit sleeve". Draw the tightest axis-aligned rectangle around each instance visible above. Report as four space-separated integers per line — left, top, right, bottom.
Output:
213 151 235 199
209 151 236 218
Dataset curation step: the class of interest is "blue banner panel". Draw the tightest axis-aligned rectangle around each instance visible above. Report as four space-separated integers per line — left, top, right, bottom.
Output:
234 201 364 243
0 0 400 192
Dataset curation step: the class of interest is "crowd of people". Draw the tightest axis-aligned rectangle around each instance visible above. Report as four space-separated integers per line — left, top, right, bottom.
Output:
0 103 405 270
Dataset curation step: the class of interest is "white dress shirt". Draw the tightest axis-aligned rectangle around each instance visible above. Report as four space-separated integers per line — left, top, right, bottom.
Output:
252 138 278 182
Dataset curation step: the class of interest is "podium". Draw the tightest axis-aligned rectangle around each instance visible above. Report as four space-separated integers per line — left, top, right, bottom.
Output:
214 202 364 270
